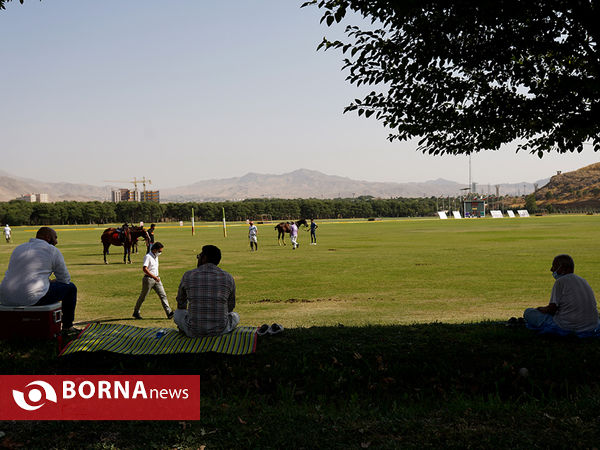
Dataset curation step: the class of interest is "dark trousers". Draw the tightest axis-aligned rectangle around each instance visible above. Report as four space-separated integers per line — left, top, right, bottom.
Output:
35 282 77 329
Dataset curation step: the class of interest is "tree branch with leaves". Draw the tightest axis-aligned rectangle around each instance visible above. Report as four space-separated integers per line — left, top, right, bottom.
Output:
303 0 600 157
0 0 38 10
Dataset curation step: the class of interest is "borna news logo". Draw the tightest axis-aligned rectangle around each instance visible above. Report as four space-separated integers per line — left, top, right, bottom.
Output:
0 375 200 420
12 380 58 411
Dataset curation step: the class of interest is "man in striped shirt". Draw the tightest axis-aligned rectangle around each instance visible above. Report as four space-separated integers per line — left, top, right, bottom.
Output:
173 245 239 337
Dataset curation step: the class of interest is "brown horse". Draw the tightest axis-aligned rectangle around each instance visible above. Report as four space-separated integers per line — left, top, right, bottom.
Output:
274 219 308 246
101 226 149 264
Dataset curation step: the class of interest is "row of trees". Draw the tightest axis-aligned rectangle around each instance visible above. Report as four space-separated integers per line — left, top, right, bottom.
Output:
0 197 442 226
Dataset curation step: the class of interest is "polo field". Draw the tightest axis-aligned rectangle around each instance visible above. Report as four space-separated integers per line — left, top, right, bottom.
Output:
1 215 598 330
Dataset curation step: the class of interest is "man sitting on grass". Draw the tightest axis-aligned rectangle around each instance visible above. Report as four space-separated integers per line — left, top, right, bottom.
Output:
523 254 600 335
0 227 78 334
173 245 239 337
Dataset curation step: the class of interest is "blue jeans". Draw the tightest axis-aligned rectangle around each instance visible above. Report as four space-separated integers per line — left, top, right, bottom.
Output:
523 308 570 335
36 282 77 329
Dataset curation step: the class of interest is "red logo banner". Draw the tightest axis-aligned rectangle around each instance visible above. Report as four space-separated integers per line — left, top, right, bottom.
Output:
0 375 200 420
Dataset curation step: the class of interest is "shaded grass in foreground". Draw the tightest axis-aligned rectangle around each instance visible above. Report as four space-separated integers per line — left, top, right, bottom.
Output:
2 322 600 448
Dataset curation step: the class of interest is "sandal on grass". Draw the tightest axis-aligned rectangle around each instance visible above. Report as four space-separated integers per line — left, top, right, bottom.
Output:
268 323 284 335
257 324 270 336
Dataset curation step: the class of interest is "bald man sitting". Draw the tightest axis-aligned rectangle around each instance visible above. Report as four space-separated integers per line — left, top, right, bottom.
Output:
0 227 78 333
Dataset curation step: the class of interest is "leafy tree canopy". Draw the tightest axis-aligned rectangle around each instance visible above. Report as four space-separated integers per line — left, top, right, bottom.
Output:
0 0 25 10
303 0 600 157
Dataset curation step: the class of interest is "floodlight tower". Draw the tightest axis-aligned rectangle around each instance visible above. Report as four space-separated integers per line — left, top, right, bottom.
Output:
468 154 472 194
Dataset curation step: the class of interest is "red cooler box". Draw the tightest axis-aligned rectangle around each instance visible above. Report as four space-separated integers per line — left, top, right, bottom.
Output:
0 302 62 339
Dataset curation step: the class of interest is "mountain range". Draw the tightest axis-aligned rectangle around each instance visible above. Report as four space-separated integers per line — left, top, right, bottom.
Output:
0 168 550 202
0 170 109 202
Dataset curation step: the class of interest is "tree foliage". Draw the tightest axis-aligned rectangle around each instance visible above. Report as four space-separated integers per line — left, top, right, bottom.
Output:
0 0 26 10
303 0 600 157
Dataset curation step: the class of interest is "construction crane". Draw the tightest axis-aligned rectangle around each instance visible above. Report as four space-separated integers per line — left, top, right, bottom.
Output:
139 177 152 197
103 177 152 201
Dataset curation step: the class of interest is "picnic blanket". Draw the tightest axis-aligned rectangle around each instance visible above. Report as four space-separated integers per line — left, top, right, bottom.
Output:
59 322 258 356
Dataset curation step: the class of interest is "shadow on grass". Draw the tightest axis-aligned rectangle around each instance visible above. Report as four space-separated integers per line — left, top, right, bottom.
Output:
2 321 599 401
2 322 600 448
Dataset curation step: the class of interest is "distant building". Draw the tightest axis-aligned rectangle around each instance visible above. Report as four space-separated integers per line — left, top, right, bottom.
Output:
16 193 49 203
111 189 159 203
111 189 139 202
17 194 36 202
140 190 160 203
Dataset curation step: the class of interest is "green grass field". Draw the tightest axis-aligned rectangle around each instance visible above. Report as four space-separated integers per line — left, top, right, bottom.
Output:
4 215 600 449
2 215 598 328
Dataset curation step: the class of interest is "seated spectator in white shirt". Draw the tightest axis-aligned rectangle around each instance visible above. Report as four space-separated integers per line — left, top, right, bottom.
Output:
524 254 600 335
0 227 78 333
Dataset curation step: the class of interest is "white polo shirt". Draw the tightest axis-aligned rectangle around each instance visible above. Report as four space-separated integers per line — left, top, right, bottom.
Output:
248 225 257 237
143 251 160 277
0 238 71 306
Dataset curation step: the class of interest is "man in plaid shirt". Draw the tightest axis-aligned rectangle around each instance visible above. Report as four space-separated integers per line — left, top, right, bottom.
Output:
173 245 239 337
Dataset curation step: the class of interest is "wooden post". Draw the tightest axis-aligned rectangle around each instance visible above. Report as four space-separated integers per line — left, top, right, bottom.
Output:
191 207 195 236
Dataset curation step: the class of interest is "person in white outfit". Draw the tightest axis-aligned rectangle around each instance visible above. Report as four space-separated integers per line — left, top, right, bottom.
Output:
248 221 258 251
3 224 11 243
132 242 174 320
290 222 299 250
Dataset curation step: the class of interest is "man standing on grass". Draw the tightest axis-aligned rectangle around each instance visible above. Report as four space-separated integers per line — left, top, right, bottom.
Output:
310 218 318 245
174 245 239 337
290 221 299 250
3 224 11 243
0 227 78 333
146 223 156 253
132 242 174 320
248 220 258 251
523 254 600 335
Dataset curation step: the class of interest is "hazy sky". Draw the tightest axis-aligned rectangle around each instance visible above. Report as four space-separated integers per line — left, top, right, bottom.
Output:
1 1 598 189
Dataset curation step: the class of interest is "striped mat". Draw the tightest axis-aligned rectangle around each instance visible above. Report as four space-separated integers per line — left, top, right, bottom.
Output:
59 323 258 356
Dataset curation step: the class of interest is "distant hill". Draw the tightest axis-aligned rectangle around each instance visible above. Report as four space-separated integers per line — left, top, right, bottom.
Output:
0 174 109 202
535 162 600 209
161 169 472 201
161 169 548 201
0 168 551 202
